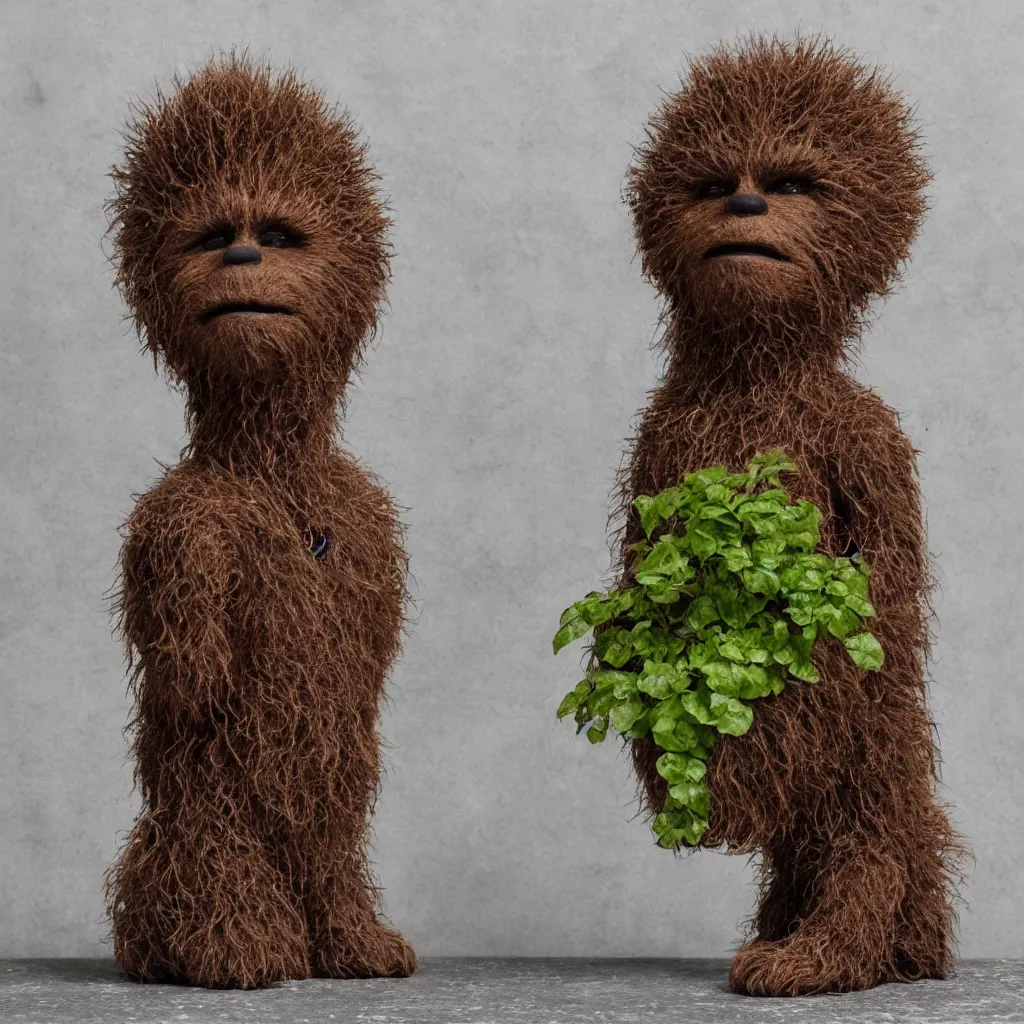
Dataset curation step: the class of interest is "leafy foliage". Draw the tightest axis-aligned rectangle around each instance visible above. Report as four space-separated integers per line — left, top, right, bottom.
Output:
554 451 884 849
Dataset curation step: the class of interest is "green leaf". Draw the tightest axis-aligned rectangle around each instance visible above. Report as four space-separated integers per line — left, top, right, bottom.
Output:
624 711 651 739
556 680 591 719
741 567 781 597
638 540 691 579
711 585 740 626
686 596 719 630
610 698 646 733
646 581 686 605
679 814 708 847
575 595 616 626
604 620 650 662
779 566 826 592
789 657 820 683
688 529 718 561
712 585 766 629
751 536 787 568
638 661 679 700
772 644 796 665
679 682 718 725
635 573 663 586
710 694 754 736
552 615 590 654
651 812 684 847
588 669 636 692
598 640 634 668
746 645 770 664
747 450 797 484
633 494 661 538
721 545 754 572
843 594 876 618
844 632 885 671
668 780 711 817
685 466 727 489
652 808 707 848
656 752 707 785
584 717 608 743
826 605 862 640
650 716 682 753
737 497 785 519
698 503 735 522
589 689 618 717
612 674 640 699
717 639 747 663
784 592 815 626
735 664 770 700
702 659 741 698
556 692 581 719
651 710 702 754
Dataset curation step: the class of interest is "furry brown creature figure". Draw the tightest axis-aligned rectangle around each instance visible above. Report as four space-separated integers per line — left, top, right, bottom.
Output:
104 57 416 989
618 36 965 996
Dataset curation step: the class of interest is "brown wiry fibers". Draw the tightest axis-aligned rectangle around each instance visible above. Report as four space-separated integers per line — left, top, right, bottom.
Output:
615 35 966 996
104 56 416 988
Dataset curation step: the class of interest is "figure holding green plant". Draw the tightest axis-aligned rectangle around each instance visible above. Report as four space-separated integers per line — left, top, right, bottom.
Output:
559 36 964 996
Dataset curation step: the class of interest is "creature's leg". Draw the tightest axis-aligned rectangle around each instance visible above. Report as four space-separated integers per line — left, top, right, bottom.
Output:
107 810 180 983
302 809 417 978
729 834 908 996
887 807 960 981
109 774 310 988
300 721 416 979
748 842 818 943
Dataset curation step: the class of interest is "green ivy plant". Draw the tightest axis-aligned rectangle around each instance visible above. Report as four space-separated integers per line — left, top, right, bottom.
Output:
554 451 884 849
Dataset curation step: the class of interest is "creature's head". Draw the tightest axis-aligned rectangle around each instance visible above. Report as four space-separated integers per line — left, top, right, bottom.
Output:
109 56 388 396
627 37 929 364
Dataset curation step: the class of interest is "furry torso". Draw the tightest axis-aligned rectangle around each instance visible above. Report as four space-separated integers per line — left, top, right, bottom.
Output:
119 451 405 821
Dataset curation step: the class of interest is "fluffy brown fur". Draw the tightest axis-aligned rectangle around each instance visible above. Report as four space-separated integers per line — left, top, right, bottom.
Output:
617 36 965 996
104 56 416 988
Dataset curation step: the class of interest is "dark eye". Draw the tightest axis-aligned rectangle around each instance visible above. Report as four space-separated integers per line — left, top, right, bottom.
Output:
258 225 305 249
195 227 235 251
767 177 815 196
696 180 736 200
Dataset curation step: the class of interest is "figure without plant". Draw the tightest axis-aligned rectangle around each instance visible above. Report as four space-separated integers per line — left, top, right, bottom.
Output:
104 56 416 989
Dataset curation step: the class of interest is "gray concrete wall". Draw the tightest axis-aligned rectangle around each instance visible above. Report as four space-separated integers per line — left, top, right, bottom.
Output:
1 0 1020 959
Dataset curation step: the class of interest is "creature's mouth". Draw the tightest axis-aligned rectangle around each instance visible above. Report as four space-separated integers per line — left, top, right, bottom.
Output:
201 302 294 324
703 242 791 262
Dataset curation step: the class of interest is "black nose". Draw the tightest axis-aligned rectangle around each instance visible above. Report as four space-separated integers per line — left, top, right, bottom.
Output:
223 244 262 266
725 193 768 216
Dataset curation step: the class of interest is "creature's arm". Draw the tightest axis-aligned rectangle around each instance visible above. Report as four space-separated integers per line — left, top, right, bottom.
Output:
831 402 930 664
117 496 241 723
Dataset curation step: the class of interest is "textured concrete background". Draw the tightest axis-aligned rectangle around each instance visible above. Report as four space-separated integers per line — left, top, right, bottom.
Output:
0 0 1021 960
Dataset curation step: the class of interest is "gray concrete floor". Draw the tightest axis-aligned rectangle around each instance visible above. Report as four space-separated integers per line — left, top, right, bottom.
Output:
1 958 1021 1023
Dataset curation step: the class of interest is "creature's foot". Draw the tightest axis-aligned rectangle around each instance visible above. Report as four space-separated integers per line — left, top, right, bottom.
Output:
886 920 955 983
729 934 887 996
312 920 417 979
117 883 311 989
110 814 311 989
170 898 312 989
